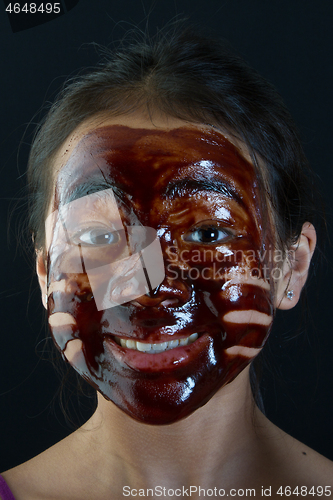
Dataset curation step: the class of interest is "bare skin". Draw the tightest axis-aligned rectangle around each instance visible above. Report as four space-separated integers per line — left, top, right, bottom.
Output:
2 113 331 499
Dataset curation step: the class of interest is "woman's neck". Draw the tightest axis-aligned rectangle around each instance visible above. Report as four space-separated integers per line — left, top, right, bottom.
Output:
75 367 265 491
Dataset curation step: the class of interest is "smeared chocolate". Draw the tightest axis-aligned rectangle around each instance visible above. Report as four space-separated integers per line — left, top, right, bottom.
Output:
46 125 274 424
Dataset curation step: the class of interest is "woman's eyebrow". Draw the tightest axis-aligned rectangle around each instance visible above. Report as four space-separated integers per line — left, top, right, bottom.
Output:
62 179 128 205
163 177 243 205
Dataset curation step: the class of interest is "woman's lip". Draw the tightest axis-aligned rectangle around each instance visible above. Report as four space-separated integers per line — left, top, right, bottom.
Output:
103 332 211 373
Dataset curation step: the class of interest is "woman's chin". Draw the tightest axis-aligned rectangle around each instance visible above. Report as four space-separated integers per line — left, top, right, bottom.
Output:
92 358 252 426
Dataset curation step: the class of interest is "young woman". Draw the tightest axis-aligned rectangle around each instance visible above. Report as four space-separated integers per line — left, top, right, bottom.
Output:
1 28 332 499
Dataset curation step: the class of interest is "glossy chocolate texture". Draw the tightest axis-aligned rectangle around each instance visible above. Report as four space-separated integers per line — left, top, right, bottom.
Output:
46 125 274 424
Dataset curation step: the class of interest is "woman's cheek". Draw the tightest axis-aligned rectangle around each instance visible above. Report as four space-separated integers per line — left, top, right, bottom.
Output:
183 249 274 350
47 265 100 371
213 282 273 346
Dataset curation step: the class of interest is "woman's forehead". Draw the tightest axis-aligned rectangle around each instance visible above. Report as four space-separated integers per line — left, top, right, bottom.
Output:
53 121 259 220
53 113 253 176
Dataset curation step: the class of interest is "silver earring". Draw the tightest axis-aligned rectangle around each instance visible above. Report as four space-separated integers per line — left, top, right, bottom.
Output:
286 289 294 300
45 294 48 304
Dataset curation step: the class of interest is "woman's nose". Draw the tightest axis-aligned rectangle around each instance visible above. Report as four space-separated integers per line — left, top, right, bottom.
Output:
133 274 192 308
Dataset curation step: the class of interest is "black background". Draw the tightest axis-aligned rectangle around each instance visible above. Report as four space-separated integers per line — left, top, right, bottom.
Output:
0 0 332 472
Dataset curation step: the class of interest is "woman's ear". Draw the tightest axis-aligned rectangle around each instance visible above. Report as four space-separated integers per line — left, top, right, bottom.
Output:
36 249 48 310
276 222 317 310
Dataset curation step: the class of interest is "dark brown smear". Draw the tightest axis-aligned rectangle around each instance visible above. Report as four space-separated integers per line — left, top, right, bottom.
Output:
47 125 274 424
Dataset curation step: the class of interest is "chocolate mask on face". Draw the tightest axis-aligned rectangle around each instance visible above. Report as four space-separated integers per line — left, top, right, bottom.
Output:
46 125 274 424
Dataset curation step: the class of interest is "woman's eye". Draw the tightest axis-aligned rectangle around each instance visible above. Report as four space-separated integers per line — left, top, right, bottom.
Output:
184 225 232 244
74 228 120 246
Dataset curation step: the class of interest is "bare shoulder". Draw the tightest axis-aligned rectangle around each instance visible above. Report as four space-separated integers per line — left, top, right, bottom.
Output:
1 431 88 500
284 434 333 484
255 409 333 492
2 445 64 500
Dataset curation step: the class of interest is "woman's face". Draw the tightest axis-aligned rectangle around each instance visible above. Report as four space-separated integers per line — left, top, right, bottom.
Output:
44 114 274 424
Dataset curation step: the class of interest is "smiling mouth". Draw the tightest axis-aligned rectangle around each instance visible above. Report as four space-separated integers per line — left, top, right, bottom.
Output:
114 332 199 353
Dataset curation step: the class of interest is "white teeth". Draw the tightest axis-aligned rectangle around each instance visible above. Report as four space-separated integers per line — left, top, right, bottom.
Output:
188 333 198 343
136 341 148 352
115 332 199 353
152 342 167 352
